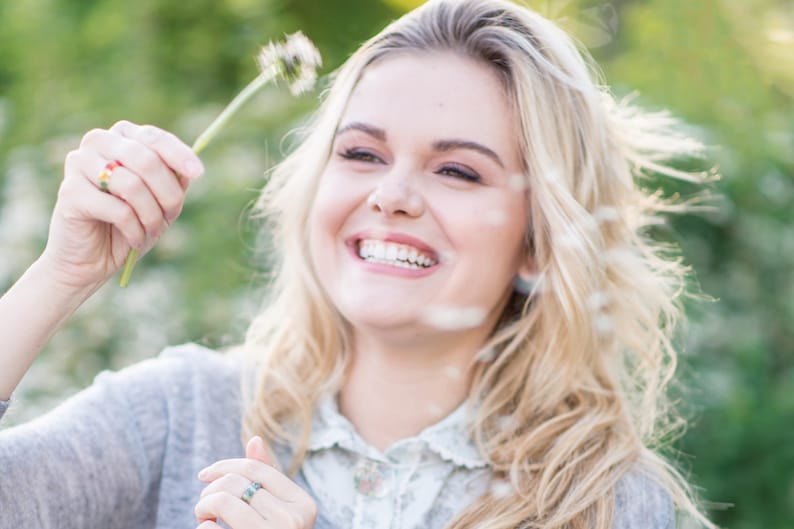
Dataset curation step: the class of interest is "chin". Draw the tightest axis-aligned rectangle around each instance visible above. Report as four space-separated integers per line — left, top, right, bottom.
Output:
339 304 417 332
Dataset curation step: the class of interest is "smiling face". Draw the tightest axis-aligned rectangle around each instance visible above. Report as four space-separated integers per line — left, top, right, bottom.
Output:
308 51 532 349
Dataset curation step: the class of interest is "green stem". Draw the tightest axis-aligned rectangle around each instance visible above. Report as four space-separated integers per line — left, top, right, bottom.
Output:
118 68 278 288
119 249 139 288
191 69 277 155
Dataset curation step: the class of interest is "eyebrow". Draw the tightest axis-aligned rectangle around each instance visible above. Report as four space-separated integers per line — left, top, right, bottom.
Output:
335 121 505 168
432 139 504 168
336 122 386 141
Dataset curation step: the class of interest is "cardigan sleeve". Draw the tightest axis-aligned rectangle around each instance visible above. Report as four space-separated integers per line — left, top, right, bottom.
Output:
612 471 676 529
0 351 180 529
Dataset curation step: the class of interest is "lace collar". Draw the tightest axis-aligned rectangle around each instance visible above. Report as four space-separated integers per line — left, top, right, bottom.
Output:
306 394 488 469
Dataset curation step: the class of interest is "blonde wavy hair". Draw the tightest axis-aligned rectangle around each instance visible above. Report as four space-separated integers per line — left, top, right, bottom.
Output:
241 0 715 527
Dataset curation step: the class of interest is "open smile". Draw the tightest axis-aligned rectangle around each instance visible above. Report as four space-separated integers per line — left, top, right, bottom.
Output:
357 239 438 269
345 233 441 274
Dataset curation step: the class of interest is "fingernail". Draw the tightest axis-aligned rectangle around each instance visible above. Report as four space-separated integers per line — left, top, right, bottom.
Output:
198 468 209 480
184 157 204 179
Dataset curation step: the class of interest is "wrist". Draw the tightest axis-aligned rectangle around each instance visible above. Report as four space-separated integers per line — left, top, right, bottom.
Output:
25 256 103 309
0 257 102 400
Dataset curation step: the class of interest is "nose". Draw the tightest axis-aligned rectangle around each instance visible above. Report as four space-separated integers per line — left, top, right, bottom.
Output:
367 167 425 217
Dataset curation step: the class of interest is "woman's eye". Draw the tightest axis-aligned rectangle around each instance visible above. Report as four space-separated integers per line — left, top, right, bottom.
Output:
338 148 382 163
437 164 482 183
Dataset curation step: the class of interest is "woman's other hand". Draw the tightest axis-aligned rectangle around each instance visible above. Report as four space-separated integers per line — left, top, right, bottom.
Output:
195 436 318 529
41 120 203 290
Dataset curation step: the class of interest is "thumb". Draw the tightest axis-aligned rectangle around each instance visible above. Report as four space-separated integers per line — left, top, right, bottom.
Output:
246 435 279 469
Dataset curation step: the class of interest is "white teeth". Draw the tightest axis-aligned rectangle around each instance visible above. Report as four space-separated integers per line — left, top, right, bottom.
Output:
374 244 385 259
357 239 437 269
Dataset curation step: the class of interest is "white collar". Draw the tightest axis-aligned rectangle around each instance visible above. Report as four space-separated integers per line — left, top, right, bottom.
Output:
306 394 488 469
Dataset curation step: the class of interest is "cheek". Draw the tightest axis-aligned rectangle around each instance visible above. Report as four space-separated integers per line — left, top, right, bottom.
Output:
445 198 529 288
307 182 337 267
310 176 346 235
308 172 365 263
451 196 527 247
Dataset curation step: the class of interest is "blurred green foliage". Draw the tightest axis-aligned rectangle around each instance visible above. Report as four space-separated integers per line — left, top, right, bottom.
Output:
0 1 792 528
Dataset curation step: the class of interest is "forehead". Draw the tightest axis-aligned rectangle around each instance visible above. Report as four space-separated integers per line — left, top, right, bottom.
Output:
340 51 520 161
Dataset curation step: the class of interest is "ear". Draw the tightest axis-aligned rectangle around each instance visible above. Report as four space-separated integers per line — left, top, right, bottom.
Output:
513 251 537 296
516 238 537 281
516 257 535 283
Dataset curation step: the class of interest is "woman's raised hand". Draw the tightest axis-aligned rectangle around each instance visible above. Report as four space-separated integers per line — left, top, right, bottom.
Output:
195 436 318 529
41 120 203 290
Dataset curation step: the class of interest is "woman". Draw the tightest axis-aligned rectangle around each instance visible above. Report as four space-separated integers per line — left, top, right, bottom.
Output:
0 0 715 527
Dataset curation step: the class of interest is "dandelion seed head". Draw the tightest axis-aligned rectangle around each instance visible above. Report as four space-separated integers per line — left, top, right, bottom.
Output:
586 291 611 312
602 247 634 265
495 414 517 430
257 31 322 96
593 206 619 223
593 313 614 336
443 365 462 380
490 478 513 499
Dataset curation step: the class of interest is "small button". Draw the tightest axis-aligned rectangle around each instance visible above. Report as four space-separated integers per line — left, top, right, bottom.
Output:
353 459 389 497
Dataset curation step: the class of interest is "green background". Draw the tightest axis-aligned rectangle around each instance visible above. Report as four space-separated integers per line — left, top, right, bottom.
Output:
0 1 792 527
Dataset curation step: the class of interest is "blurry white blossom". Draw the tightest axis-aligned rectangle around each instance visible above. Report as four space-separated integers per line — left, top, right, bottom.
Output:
442 365 463 380
490 478 513 499
593 206 619 224
593 313 614 336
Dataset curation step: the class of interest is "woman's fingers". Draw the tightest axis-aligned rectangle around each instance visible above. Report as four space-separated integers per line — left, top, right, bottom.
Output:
41 119 201 289
83 156 168 240
80 125 198 223
196 473 315 529
194 490 268 529
111 120 204 180
199 459 304 503
197 457 318 529
70 175 148 251
198 473 280 515
60 150 147 250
